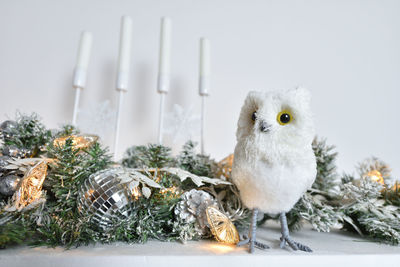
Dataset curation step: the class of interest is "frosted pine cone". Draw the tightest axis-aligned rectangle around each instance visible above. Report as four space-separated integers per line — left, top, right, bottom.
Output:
174 189 217 235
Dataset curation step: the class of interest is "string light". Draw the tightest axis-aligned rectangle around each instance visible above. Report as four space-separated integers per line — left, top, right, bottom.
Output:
364 170 385 185
12 160 47 210
53 134 98 150
131 186 141 200
206 206 239 245
159 186 180 197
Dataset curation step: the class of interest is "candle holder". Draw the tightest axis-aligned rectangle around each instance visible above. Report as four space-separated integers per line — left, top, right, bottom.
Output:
113 16 132 161
199 38 210 155
72 69 85 126
157 74 169 144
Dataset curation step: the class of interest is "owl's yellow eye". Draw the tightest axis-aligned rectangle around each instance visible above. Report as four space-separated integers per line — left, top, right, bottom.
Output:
277 110 292 125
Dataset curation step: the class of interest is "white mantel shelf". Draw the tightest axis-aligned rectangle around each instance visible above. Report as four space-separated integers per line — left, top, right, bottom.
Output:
1 224 399 267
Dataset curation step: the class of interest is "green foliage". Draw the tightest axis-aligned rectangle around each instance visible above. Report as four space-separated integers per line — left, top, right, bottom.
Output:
286 137 339 231
0 201 46 248
287 192 339 232
339 179 400 245
312 137 339 193
383 182 400 206
36 138 112 247
177 141 215 177
54 124 80 137
0 221 33 248
2 112 400 249
102 198 181 243
3 113 52 155
122 144 173 168
46 139 111 210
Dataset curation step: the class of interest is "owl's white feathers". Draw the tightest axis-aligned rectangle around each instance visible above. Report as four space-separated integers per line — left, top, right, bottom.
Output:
231 87 317 214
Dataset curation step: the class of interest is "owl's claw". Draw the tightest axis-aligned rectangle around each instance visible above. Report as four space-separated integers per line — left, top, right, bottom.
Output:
238 209 270 253
279 212 312 252
280 235 312 252
237 235 270 252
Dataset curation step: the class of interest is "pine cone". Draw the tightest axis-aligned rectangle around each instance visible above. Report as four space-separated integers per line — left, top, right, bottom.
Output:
174 189 217 235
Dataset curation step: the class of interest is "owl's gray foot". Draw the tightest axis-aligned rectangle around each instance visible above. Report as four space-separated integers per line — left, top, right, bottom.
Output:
279 235 312 252
238 234 270 250
237 208 269 253
279 212 313 252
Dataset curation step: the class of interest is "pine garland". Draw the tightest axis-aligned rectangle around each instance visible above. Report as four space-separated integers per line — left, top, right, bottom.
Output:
286 137 339 231
339 178 400 245
177 141 215 177
2 112 51 156
1 113 400 249
122 144 174 168
312 138 339 194
35 139 112 247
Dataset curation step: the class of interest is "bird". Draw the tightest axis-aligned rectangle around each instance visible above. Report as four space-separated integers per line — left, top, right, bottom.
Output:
231 87 316 253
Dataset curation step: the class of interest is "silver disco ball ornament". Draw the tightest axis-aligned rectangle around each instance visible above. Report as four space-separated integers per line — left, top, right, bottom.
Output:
0 156 11 171
79 168 136 229
2 146 33 158
0 174 21 196
0 120 17 139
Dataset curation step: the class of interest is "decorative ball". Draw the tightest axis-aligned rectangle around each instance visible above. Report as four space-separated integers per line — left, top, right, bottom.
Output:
0 174 21 196
0 155 11 170
0 120 17 139
2 146 32 158
78 168 135 229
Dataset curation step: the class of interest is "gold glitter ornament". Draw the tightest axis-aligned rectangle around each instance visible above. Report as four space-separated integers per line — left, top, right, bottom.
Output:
216 154 234 179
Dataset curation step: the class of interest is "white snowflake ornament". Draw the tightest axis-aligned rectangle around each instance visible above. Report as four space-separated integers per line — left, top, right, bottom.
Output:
163 104 200 144
76 100 117 139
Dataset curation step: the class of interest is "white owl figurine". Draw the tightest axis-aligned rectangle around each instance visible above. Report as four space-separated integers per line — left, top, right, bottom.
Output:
231 87 316 253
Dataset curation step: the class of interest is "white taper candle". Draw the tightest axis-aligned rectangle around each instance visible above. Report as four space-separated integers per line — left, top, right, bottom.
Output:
73 31 92 88
72 31 93 126
199 37 210 96
157 16 172 93
157 17 172 144
116 16 133 91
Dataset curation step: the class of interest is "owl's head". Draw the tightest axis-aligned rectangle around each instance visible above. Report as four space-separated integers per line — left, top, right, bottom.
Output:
236 87 315 150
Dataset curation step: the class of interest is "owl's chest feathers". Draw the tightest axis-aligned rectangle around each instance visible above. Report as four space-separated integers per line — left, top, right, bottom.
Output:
241 139 312 167
232 140 316 213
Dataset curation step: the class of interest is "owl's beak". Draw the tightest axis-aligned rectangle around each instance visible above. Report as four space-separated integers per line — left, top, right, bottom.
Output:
260 121 271 133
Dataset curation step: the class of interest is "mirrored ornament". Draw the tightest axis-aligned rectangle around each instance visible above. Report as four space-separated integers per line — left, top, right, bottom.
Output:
0 120 17 139
2 146 32 158
0 174 21 196
0 155 11 171
78 168 137 229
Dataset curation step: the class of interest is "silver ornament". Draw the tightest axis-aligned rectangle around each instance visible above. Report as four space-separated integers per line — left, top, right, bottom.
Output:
79 168 135 229
0 155 11 170
0 120 17 139
0 174 21 196
2 146 32 158
174 189 217 235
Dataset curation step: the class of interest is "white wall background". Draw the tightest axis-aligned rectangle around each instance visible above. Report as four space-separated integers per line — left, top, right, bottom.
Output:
0 0 399 178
